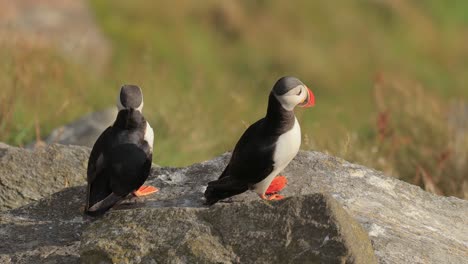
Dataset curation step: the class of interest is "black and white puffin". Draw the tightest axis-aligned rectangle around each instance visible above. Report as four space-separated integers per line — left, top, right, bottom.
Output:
204 76 315 205
85 85 158 216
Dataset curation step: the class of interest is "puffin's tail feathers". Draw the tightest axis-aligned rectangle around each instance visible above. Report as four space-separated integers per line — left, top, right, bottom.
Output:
85 193 122 217
204 178 248 206
203 186 220 206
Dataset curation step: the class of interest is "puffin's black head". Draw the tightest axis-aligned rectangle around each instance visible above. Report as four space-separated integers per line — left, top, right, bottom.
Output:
117 85 144 111
272 76 315 111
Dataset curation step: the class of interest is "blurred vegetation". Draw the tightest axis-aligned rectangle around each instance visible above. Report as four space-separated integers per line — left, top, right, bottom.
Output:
0 0 466 198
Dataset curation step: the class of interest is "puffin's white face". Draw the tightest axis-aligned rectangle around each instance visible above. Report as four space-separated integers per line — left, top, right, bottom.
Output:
274 85 310 111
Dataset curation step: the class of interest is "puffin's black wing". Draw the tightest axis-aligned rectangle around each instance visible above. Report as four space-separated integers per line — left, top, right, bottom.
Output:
86 141 152 216
108 143 152 196
217 163 230 180
226 118 275 183
85 126 112 211
87 126 112 182
205 119 275 204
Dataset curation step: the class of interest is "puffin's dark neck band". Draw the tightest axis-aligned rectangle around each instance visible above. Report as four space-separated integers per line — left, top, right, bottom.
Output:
114 109 146 131
265 93 295 134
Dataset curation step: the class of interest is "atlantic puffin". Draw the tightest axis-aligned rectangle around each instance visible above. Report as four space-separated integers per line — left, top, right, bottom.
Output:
204 76 315 205
85 85 158 216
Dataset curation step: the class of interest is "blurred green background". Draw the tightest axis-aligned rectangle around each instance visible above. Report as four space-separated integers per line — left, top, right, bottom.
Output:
1 0 467 198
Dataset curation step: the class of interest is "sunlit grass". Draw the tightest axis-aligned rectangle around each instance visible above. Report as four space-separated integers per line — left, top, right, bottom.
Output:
333 74 468 198
0 40 106 145
0 0 466 198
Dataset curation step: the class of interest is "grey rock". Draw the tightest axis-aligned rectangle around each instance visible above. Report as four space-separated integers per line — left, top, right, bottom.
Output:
82 151 467 264
0 186 86 264
284 152 468 264
80 194 376 264
0 143 89 211
0 149 467 263
29 108 117 148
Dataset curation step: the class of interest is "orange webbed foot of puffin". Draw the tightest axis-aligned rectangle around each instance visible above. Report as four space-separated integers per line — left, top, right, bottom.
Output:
265 175 288 195
259 193 285 201
267 194 284 201
133 185 159 197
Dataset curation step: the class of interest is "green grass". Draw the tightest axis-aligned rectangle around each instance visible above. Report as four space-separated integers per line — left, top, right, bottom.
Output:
0 42 106 145
1 1 466 198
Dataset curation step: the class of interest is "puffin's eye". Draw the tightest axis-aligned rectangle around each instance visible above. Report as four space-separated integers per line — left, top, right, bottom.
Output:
297 89 302 96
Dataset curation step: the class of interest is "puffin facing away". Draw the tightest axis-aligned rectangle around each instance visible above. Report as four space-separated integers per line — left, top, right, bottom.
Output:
204 76 315 205
85 85 158 216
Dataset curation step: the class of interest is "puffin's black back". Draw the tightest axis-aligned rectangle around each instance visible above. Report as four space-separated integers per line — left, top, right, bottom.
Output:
85 109 151 216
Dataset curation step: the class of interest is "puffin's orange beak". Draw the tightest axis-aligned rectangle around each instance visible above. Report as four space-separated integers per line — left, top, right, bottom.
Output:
300 87 315 108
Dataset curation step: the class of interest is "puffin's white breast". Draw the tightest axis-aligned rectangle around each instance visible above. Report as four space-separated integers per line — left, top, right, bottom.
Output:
144 122 154 151
273 117 301 167
253 117 301 194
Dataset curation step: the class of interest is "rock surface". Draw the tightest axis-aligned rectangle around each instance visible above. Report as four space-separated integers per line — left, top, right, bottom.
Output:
81 194 376 264
0 146 467 264
0 142 10 149
0 186 86 264
283 152 468 264
29 108 117 148
0 144 89 211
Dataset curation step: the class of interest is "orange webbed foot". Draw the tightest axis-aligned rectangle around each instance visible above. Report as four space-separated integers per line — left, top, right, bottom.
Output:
265 175 288 195
259 193 285 201
133 185 159 197
267 194 284 201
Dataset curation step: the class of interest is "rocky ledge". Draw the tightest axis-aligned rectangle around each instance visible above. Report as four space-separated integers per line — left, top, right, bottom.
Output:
0 144 88 211
0 144 467 263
